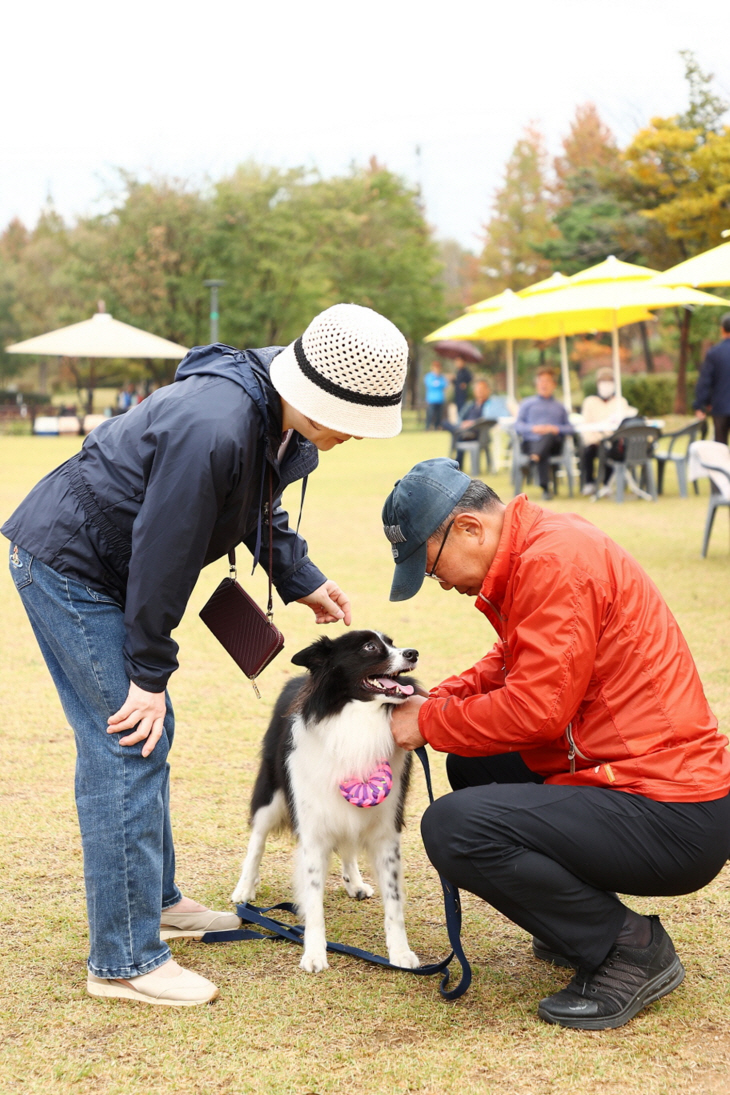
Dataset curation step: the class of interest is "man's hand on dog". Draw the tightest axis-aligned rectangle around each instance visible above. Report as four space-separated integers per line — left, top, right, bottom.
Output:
390 695 428 750
298 580 352 625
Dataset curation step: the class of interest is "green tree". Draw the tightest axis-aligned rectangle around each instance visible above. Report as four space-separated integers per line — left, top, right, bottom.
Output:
76 174 211 375
479 123 556 292
208 163 335 348
540 104 648 274
318 160 445 344
622 51 730 408
0 219 26 384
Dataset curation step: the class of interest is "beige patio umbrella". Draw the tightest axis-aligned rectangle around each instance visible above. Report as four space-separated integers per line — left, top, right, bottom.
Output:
6 309 189 359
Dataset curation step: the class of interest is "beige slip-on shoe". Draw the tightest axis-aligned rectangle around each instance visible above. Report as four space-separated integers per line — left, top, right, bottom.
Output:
87 965 219 1006
160 909 242 940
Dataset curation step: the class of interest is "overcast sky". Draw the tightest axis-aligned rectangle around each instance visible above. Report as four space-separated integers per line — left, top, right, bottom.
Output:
3 0 728 252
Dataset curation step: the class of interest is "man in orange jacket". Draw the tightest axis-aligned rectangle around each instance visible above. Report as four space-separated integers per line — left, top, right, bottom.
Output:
382 458 730 1030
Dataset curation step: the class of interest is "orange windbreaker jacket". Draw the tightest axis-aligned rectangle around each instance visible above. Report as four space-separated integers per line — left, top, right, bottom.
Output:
419 495 730 802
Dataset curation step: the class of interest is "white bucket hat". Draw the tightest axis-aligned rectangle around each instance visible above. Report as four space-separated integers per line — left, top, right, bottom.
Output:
269 303 409 438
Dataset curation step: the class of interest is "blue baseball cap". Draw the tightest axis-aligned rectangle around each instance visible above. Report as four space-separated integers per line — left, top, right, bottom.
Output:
382 458 471 601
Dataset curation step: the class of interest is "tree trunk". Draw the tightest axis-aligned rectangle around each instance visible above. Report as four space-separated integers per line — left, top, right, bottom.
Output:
639 322 654 373
86 359 96 416
673 309 692 414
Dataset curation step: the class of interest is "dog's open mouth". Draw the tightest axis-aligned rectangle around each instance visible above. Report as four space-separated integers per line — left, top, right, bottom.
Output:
363 674 415 698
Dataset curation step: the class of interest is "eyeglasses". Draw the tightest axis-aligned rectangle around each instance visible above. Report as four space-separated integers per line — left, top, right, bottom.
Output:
425 519 454 581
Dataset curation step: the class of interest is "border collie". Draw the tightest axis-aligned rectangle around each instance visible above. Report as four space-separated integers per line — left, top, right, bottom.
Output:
231 630 421 972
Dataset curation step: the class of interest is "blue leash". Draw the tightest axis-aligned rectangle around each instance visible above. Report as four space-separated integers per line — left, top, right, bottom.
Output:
201 747 472 1001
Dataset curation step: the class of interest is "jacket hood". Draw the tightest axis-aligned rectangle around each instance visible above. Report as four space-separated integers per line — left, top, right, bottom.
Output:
174 343 285 429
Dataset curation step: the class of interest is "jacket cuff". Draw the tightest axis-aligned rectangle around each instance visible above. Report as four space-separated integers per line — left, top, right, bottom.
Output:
125 658 172 694
275 557 327 604
128 672 171 693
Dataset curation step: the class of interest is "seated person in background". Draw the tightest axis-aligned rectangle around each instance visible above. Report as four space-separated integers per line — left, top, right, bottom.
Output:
514 367 574 501
424 360 450 430
579 367 636 495
443 377 510 467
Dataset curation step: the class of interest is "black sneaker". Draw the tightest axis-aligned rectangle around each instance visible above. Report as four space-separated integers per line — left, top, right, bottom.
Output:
537 916 685 1030
532 937 574 968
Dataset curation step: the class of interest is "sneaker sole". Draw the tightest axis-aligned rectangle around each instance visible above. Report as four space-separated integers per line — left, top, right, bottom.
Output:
160 929 205 940
537 956 685 1030
87 980 219 1007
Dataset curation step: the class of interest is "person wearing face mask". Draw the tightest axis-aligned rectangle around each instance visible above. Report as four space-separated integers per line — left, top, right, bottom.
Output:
3 303 409 1009
579 368 635 495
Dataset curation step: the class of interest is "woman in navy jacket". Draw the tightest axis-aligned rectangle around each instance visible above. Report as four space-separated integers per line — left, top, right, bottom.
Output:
4 304 408 1007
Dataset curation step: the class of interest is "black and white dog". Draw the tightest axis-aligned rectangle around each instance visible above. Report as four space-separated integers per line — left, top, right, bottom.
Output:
231 630 421 972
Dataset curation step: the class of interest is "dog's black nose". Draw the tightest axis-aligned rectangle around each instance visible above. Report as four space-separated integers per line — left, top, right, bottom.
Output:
403 649 419 662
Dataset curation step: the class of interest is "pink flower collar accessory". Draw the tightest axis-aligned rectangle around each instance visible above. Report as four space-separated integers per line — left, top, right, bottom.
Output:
339 759 393 808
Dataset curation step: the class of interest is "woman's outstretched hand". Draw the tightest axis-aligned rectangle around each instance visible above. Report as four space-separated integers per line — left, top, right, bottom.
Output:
297 580 352 625
107 681 167 757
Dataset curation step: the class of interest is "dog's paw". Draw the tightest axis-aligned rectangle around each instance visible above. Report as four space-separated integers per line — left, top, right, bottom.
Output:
389 948 420 969
343 879 374 901
230 878 257 904
300 950 329 973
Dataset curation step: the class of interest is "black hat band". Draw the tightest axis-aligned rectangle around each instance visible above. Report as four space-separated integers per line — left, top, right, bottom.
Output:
294 338 403 408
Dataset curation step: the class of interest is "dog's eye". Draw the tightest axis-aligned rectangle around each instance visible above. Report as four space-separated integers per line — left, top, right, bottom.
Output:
363 642 378 653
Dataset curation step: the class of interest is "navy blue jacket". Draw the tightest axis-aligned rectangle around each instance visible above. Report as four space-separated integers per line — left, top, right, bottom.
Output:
693 338 730 416
2 345 325 692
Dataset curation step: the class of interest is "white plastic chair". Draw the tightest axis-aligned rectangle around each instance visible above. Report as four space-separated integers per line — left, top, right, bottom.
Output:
688 441 730 557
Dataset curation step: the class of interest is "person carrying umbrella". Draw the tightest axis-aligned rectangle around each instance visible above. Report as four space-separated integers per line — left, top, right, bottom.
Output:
3 303 408 1008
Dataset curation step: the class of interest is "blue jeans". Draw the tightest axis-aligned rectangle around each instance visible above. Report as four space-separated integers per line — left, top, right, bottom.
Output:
8 545 182 978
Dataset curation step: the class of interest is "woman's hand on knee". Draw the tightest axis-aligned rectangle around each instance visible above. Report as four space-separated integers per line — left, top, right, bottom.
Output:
107 682 167 757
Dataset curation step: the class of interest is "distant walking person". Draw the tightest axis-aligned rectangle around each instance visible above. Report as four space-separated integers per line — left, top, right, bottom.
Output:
451 358 474 412
424 360 449 430
694 313 730 446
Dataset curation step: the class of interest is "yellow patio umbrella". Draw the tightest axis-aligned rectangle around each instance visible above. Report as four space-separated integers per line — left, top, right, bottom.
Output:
519 274 572 409
426 283 654 407
652 241 730 288
463 278 575 404
505 272 729 397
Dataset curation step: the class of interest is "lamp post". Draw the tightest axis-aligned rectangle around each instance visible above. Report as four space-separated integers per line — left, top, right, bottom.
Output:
203 279 225 343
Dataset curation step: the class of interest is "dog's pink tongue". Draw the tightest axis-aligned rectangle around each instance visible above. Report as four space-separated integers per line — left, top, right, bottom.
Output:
376 677 414 695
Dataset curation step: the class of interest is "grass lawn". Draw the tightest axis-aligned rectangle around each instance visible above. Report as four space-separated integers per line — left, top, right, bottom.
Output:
1 431 729 1095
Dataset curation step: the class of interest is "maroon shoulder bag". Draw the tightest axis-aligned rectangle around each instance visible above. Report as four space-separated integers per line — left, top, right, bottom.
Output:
199 474 284 696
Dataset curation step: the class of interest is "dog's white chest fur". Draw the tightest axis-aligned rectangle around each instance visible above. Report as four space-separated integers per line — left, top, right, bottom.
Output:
287 701 406 841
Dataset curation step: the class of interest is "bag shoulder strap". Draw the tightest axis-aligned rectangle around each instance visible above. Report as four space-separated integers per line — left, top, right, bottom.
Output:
228 468 275 621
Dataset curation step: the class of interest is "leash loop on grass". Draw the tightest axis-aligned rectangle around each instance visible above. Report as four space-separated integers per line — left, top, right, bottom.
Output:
201 747 472 1001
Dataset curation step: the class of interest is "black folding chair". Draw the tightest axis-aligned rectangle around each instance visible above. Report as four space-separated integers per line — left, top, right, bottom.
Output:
595 423 661 503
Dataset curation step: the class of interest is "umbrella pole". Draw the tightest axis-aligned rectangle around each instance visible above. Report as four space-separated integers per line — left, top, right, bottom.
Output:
559 331 572 413
506 339 516 408
611 320 622 400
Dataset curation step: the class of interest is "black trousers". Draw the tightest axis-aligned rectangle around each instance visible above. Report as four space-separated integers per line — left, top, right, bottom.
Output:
713 414 729 447
521 435 563 490
420 753 730 971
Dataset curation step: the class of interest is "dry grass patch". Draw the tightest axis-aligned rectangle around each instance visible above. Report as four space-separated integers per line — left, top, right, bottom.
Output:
1 432 729 1095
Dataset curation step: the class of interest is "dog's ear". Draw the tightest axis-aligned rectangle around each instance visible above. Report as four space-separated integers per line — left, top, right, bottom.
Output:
291 636 335 672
